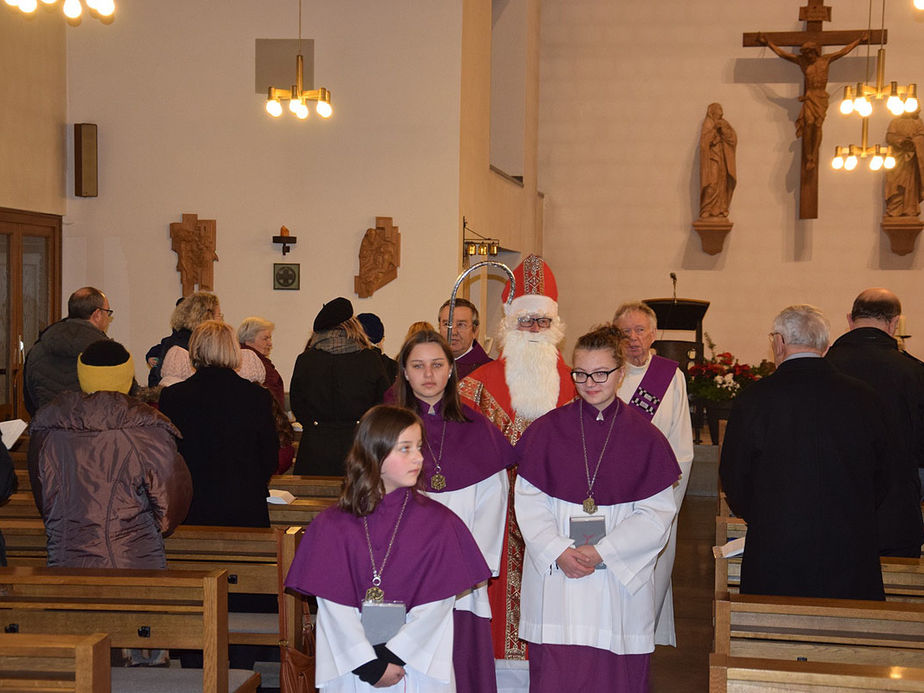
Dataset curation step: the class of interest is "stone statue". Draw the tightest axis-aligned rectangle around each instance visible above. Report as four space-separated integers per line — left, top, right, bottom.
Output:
354 217 400 298
758 33 865 172
699 103 737 219
885 108 924 218
170 213 218 297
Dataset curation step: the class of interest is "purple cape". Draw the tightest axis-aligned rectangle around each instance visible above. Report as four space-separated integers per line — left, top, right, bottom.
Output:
285 489 491 609
417 399 515 492
516 398 680 505
455 340 493 380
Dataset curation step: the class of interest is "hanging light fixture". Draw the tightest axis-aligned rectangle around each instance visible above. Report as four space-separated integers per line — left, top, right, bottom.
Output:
265 0 333 122
461 217 502 261
4 0 114 20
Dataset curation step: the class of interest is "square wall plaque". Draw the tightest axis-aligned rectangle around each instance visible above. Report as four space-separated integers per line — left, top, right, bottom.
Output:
273 263 300 290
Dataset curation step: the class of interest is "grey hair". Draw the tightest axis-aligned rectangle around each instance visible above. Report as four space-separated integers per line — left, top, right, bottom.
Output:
613 301 657 331
237 316 275 345
772 304 830 351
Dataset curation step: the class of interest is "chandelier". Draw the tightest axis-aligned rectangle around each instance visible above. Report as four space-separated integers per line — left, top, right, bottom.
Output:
832 0 917 171
462 218 500 258
4 0 114 20
265 0 332 121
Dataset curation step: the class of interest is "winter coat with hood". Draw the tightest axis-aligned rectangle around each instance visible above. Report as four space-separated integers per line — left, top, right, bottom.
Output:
28 390 192 568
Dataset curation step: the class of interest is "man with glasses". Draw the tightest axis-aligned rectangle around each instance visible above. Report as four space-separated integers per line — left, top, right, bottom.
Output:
613 301 693 649
459 254 576 666
438 297 493 379
24 286 114 414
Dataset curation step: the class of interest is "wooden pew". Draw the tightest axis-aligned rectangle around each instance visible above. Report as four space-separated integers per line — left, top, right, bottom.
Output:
714 516 924 602
0 632 110 693
0 520 306 648
268 474 341 498
709 653 924 692
12 468 28 493
714 592 924 668
0 566 260 693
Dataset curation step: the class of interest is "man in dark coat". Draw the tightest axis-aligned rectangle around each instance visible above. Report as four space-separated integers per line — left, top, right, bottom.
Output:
24 287 112 414
720 304 887 600
826 288 924 557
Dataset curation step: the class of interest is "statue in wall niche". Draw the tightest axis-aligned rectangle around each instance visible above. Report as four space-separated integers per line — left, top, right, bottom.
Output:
884 107 924 218
698 103 737 219
354 216 400 298
170 213 218 297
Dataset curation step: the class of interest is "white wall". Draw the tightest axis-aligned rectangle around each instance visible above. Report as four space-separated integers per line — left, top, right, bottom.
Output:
540 1 924 365
64 0 463 384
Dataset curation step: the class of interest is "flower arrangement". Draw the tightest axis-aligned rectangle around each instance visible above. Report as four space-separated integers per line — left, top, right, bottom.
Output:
686 334 775 402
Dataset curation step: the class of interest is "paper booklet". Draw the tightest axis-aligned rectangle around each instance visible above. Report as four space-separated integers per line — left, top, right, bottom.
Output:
266 489 296 504
712 537 745 559
361 601 406 645
0 419 26 451
569 515 607 570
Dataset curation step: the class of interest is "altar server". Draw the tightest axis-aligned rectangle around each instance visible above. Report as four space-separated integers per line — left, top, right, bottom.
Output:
286 405 490 692
514 325 679 692
395 329 513 692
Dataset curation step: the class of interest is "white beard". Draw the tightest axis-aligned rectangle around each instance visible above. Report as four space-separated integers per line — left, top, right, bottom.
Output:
500 319 565 422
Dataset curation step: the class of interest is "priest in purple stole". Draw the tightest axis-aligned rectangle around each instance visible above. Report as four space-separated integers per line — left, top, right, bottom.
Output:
286 406 490 692
614 301 694 647
395 329 514 692
515 326 679 692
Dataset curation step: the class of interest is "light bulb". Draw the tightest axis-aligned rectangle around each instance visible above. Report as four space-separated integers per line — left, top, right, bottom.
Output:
85 0 97 7
832 156 844 170
18 0 37 12
62 0 81 18
870 155 884 171
915 0 924 9
265 99 283 117
41 0 57 4
857 99 873 117
4 0 21 7
884 155 896 169
288 98 300 114
845 155 858 171
316 100 332 118
905 97 919 113
840 99 854 115
95 0 113 16
295 102 309 119
887 96 904 116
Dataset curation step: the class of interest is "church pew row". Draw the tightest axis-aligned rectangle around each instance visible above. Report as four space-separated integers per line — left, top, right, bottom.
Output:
0 520 307 648
0 632 111 693
714 516 924 601
0 567 261 693
713 591 924 669
709 653 924 692
0 491 335 528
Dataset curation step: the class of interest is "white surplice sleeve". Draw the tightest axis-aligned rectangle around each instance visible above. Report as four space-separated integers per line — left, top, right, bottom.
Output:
387 596 456 683
594 484 677 595
315 599 376 686
514 476 574 570
472 470 509 575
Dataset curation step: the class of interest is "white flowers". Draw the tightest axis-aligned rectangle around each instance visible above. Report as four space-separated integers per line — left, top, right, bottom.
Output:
713 373 740 394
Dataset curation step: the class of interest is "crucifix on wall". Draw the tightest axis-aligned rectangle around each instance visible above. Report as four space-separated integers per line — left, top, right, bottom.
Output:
743 1 883 219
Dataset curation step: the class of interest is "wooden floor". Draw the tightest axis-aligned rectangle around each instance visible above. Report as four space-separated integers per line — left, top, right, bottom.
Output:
649 494 716 692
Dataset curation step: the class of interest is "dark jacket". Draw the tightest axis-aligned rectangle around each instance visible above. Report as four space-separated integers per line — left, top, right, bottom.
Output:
826 327 924 556
146 328 190 387
159 367 277 527
27 390 192 568
24 318 107 414
455 339 492 380
289 347 389 475
719 357 888 600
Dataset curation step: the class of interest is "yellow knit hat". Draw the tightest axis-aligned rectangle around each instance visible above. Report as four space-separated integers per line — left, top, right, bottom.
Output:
77 341 135 394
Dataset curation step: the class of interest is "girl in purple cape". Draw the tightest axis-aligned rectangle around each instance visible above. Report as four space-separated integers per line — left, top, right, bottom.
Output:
395 330 513 693
514 325 680 692
285 405 490 692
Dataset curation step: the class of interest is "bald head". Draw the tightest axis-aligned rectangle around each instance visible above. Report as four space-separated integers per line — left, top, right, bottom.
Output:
848 288 901 335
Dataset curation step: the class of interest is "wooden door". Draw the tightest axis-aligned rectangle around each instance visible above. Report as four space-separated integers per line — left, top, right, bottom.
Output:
0 208 62 420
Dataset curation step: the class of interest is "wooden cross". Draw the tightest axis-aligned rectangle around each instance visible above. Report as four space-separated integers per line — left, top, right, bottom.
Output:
743 1 885 219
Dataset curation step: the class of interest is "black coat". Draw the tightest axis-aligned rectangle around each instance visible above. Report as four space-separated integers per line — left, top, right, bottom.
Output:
719 357 887 600
289 347 389 475
159 367 277 528
826 327 924 556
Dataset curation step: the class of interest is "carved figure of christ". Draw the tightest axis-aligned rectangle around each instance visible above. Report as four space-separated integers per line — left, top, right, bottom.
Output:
743 1 882 219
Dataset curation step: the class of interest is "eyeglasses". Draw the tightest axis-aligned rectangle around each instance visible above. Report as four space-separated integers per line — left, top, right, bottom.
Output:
99 308 114 317
517 316 552 329
440 320 472 330
570 368 619 384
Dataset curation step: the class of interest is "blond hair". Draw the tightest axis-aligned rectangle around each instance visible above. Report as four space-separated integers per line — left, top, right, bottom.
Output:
189 320 242 370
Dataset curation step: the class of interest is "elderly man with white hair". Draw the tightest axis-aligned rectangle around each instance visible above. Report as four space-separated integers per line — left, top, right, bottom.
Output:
459 254 577 664
613 301 693 648
719 304 889 600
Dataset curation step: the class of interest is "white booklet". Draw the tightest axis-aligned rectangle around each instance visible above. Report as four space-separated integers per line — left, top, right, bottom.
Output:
712 537 745 559
0 419 27 450
266 489 296 504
